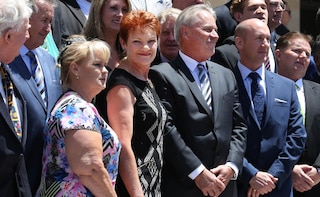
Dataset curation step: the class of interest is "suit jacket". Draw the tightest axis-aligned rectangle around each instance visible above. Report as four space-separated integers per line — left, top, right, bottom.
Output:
52 0 87 49
233 67 306 197
0 64 31 197
8 47 62 195
149 55 247 197
213 1 237 47
294 80 320 197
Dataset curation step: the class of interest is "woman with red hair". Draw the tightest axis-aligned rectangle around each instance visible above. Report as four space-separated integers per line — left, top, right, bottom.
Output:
106 11 167 197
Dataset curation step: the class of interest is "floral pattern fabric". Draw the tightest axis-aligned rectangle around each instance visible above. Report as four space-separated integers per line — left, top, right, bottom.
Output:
36 91 121 197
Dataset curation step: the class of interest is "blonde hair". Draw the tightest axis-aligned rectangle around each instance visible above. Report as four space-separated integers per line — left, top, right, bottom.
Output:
58 35 111 91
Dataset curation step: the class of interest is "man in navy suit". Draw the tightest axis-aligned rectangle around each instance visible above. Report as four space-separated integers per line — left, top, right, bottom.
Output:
150 4 247 197
233 18 306 197
0 0 33 196
8 0 62 195
275 31 320 197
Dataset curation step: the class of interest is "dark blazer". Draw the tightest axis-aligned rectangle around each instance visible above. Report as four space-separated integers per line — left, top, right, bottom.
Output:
8 47 62 195
213 1 237 47
233 67 306 197
0 65 31 197
294 80 320 197
151 49 163 66
52 0 87 49
211 37 239 70
149 55 247 197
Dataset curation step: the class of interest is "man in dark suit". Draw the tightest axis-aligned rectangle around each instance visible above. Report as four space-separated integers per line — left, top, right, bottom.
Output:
233 18 306 197
52 0 89 49
149 4 247 197
8 0 62 195
211 0 272 71
0 0 32 196
275 31 320 197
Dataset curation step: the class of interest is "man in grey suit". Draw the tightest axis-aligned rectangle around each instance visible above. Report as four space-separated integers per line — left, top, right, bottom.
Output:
275 31 320 197
149 4 247 197
8 0 62 195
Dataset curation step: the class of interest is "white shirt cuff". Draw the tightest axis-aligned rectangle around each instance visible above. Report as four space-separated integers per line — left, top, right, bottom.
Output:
226 162 239 180
188 164 205 180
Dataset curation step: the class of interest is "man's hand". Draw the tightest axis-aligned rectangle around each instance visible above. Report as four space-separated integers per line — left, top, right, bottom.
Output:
210 165 234 186
194 168 226 197
292 164 315 192
248 171 278 196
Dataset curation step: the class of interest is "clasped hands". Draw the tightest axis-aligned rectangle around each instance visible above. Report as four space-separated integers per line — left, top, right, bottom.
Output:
195 165 234 197
292 164 320 192
247 171 278 197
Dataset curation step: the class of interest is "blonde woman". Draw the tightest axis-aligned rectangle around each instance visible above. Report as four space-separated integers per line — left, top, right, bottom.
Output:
37 36 120 197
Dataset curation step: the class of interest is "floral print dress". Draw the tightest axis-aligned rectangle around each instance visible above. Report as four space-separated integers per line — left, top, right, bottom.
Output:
36 91 121 197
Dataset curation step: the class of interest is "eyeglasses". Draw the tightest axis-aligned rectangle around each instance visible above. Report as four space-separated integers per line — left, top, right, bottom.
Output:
268 1 285 10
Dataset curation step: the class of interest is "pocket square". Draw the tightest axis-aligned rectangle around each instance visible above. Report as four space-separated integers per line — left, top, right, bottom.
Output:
274 98 287 103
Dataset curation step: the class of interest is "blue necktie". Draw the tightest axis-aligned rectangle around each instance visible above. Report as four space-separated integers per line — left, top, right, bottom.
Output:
26 51 46 106
249 72 265 125
198 64 212 109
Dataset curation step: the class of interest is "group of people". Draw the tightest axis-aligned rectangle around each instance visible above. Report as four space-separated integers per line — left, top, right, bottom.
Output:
1 0 320 197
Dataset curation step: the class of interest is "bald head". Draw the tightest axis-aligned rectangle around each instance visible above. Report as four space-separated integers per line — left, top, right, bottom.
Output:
235 18 270 42
235 18 270 70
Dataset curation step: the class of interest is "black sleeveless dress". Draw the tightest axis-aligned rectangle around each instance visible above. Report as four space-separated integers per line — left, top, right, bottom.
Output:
106 68 167 197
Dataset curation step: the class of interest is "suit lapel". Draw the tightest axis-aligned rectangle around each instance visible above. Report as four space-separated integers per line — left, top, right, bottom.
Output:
63 0 87 27
0 66 28 145
8 55 46 111
233 66 261 129
262 71 276 129
303 80 316 127
173 56 214 119
207 61 221 122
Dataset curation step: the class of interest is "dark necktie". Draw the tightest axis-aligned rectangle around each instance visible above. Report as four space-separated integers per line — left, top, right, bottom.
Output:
249 72 265 125
198 64 212 109
0 65 22 140
26 51 46 106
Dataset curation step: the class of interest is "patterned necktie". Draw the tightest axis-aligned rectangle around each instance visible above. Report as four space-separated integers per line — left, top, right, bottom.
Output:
0 65 22 140
295 84 305 125
249 72 265 125
26 51 46 106
198 64 212 109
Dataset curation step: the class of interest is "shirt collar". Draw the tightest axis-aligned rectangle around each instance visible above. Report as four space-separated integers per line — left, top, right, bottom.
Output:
179 50 206 72
295 78 303 90
237 61 265 81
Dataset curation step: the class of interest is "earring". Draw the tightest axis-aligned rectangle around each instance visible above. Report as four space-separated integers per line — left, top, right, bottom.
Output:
76 75 79 80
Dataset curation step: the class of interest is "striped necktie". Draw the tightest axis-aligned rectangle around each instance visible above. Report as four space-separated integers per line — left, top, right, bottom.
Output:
198 64 212 109
265 57 270 71
26 51 46 106
0 64 22 140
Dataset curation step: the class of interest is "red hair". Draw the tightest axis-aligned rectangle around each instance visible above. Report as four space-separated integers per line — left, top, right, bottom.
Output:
119 10 160 42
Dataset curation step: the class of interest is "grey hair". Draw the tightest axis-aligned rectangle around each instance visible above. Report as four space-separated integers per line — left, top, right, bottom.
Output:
0 0 32 36
174 4 216 43
31 0 57 14
157 7 182 25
